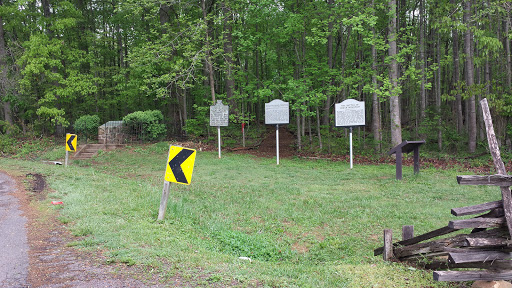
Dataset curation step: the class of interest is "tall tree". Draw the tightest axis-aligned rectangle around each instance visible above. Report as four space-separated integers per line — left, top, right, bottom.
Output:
451 0 464 133
464 0 477 153
0 0 12 126
371 0 381 152
388 0 402 147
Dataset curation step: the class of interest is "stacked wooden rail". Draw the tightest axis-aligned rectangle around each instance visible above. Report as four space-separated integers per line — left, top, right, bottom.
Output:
374 99 512 282
374 183 512 281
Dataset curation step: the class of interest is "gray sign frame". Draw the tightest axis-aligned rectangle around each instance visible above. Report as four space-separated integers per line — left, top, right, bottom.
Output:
210 100 229 127
265 99 289 125
335 99 365 127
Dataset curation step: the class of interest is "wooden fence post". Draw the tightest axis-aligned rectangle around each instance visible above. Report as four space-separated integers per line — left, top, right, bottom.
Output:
383 229 394 261
402 225 414 241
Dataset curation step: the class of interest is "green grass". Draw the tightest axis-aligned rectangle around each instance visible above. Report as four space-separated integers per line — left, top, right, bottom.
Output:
2 142 499 287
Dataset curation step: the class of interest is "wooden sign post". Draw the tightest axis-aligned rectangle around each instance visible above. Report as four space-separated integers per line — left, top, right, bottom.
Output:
210 100 229 159
334 99 365 169
265 99 289 165
158 145 196 221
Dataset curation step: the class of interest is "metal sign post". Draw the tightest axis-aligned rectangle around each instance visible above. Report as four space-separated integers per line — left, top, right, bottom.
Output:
334 99 365 169
276 125 280 165
265 99 289 165
349 127 353 169
210 100 229 159
217 126 221 158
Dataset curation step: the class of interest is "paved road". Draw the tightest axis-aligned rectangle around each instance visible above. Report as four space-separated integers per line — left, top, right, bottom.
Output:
0 172 29 287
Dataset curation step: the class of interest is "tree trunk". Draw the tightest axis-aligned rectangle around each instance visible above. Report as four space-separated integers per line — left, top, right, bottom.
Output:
389 0 402 147
505 11 512 89
222 3 234 108
436 33 442 150
451 0 464 133
323 0 334 126
464 0 477 153
0 0 12 126
371 0 381 152
202 0 215 103
316 106 322 149
419 0 426 121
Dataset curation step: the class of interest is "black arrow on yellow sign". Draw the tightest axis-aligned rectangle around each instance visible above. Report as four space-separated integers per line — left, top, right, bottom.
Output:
66 134 76 151
168 148 194 184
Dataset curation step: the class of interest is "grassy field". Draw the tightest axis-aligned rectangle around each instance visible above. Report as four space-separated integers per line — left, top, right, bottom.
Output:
2 142 501 287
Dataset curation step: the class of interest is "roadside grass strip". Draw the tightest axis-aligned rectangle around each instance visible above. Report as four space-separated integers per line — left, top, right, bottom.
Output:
1 144 500 287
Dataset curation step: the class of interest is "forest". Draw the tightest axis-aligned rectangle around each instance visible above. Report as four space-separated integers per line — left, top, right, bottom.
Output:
1 0 511 155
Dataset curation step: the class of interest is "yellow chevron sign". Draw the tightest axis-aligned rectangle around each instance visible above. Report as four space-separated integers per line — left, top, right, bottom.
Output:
164 146 196 185
66 134 77 152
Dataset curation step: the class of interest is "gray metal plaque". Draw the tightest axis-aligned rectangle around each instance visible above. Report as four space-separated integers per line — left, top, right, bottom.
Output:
335 99 365 127
210 100 229 127
265 99 289 125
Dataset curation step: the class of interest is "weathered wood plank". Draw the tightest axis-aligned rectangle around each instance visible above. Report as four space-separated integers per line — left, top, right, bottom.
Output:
465 237 512 247
393 228 508 259
448 217 505 229
425 260 512 270
481 98 512 238
451 200 503 216
374 226 458 256
394 232 471 258
457 175 512 186
448 251 512 264
434 270 512 281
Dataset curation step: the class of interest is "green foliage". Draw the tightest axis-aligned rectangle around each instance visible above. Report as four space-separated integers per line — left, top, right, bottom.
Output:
0 134 17 154
184 105 209 138
74 115 100 141
122 110 166 141
0 121 21 136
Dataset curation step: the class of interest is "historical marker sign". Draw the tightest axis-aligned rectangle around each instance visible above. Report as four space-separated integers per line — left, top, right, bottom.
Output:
265 99 289 125
165 146 196 185
66 134 77 152
210 100 229 127
335 99 365 127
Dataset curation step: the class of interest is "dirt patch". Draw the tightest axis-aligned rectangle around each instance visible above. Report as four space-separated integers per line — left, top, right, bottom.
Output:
26 173 46 200
233 126 296 159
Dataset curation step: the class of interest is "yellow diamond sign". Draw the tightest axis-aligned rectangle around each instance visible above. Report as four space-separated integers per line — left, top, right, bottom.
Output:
66 134 77 152
165 146 196 185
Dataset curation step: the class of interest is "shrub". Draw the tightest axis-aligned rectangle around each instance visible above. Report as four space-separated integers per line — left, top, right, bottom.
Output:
0 134 16 154
122 110 166 141
74 115 100 142
0 120 21 137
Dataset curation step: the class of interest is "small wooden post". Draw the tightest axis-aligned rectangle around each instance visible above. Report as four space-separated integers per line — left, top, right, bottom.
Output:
395 150 402 180
402 225 414 241
157 181 171 221
383 229 394 261
413 147 420 174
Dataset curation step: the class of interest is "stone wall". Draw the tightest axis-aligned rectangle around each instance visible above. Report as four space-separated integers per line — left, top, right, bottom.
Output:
98 121 127 144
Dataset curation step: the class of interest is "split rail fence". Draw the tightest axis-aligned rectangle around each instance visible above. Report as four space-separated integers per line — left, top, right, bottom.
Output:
374 99 512 282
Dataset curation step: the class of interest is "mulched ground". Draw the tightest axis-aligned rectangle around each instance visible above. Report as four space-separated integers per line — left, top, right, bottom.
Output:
229 126 504 175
